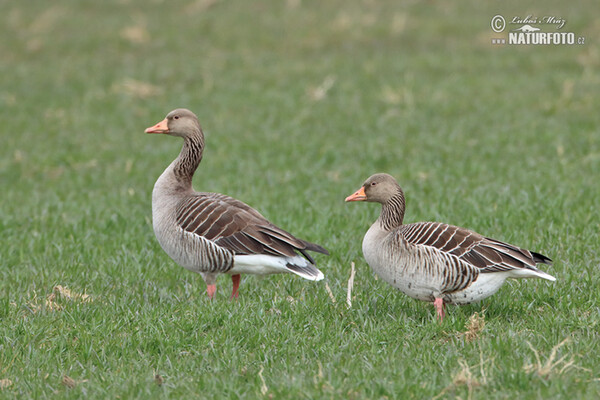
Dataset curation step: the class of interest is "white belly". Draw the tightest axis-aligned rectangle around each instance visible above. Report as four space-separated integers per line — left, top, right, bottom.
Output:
443 273 508 304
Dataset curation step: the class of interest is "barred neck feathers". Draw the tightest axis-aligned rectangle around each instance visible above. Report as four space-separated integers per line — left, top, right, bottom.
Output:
173 132 204 188
145 108 206 191
380 190 406 231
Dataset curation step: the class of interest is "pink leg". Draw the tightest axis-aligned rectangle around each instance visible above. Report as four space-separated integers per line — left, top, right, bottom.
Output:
206 284 216 300
434 297 445 322
230 274 241 300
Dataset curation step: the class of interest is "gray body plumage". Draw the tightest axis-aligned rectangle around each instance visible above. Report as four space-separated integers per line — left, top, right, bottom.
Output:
148 109 327 293
152 159 235 284
348 173 555 312
363 220 551 305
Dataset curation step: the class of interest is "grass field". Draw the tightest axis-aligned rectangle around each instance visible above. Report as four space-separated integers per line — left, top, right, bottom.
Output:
1 0 599 398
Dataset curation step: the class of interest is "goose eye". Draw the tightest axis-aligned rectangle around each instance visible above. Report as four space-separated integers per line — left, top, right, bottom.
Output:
371 182 377 186
173 115 180 120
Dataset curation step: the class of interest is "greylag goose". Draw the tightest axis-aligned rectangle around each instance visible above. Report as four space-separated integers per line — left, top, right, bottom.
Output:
345 173 555 321
145 109 328 299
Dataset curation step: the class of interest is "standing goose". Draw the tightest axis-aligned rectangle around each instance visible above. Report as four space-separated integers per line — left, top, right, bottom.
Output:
146 108 328 299
345 173 555 321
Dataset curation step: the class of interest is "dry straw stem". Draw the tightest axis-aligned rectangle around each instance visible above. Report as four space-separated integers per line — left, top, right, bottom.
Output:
53 285 91 303
26 290 60 313
27 285 92 314
313 361 324 384
258 366 268 395
433 359 480 400
463 311 486 341
307 75 336 101
61 375 76 389
433 348 493 400
313 361 334 391
523 337 590 378
324 282 336 304
346 262 356 309
0 379 13 389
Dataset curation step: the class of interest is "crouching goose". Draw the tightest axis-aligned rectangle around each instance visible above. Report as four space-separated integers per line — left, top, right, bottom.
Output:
345 173 555 321
145 109 328 299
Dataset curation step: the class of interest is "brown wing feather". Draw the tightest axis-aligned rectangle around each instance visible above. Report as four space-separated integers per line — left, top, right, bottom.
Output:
400 222 551 273
175 193 327 259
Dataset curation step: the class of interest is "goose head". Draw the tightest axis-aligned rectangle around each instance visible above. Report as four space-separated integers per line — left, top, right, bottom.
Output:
145 108 202 138
345 173 403 204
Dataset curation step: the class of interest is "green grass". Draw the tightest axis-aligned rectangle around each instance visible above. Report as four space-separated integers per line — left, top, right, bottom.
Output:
1 0 599 398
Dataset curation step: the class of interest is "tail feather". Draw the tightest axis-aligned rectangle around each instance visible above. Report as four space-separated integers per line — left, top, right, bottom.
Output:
530 250 554 281
301 240 329 256
286 261 324 281
532 268 556 282
231 254 324 281
531 250 552 265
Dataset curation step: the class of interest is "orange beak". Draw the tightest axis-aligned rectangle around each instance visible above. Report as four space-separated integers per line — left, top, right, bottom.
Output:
345 186 367 202
145 118 169 134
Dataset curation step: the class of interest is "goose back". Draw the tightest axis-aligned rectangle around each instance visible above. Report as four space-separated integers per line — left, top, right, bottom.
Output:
399 222 553 275
176 192 328 261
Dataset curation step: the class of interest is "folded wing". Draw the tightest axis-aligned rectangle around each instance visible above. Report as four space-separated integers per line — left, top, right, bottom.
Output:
176 193 329 261
400 221 552 274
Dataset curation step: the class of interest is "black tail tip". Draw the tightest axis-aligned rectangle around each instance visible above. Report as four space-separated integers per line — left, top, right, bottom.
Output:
304 241 329 256
532 251 552 265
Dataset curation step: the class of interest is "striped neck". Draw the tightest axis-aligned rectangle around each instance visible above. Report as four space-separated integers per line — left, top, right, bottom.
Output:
172 131 205 189
379 190 406 231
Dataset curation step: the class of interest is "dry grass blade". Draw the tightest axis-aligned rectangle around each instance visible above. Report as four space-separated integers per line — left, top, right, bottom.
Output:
61 375 76 389
26 286 92 314
0 379 13 389
454 359 480 388
26 290 61 313
463 311 485 341
53 285 91 303
433 359 480 400
307 75 336 101
313 361 324 385
433 351 494 400
44 293 63 311
523 338 589 378
324 282 336 304
258 366 268 395
346 262 356 309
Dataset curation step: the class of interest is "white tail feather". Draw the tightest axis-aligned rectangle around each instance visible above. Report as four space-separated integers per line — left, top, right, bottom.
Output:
231 254 324 281
507 267 556 281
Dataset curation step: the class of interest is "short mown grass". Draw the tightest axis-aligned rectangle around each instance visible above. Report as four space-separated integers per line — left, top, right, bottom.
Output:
1 0 599 398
